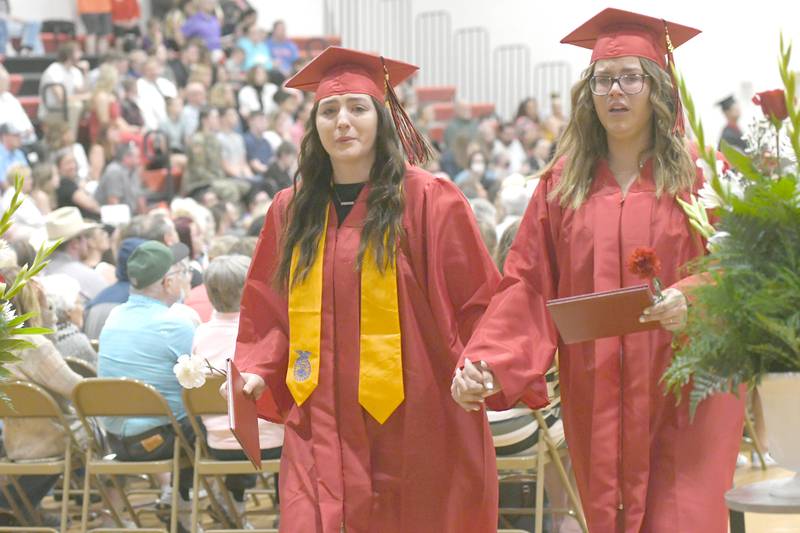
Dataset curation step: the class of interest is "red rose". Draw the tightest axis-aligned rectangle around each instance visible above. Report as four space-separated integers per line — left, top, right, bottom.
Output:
626 247 662 280
752 89 789 123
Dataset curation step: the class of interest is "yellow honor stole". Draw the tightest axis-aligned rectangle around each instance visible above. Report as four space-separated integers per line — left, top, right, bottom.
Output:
287 209 404 424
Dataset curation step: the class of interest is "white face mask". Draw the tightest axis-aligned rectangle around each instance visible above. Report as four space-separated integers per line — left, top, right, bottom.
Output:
471 162 486 175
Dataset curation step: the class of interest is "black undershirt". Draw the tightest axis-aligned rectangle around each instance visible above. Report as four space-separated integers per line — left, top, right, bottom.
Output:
332 183 366 226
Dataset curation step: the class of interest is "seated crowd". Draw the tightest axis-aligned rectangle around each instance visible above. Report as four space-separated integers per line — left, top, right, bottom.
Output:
0 0 569 530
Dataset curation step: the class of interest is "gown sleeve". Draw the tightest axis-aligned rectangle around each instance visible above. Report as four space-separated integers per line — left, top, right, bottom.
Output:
459 174 560 411
420 177 501 351
234 190 292 423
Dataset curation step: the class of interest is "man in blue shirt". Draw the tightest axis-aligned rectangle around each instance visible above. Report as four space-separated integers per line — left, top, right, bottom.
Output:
243 110 273 178
267 20 299 77
0 123 28 190
98 240 195 530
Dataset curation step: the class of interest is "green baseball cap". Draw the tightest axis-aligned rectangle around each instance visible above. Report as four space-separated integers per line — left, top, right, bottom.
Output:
127 241 190 289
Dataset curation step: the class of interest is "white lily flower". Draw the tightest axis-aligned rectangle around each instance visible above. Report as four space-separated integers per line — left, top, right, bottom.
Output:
707 231 730 253
697 169 745 211
1 301 16 325
174 354 207 389
698 181 724 210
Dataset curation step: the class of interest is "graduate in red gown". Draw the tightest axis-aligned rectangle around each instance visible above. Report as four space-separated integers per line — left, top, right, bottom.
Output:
233 47 500 533
452 8 745 533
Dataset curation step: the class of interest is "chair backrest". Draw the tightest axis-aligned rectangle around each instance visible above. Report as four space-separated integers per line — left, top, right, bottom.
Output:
182 375 227 417
0 381 66 420
72 378 174 418
64 356 97 378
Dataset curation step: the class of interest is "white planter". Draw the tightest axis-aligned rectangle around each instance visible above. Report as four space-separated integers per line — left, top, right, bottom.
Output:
758 372 800 500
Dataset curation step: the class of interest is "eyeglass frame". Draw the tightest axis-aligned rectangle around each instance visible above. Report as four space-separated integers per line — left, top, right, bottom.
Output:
589 73 651 96
163 262 190 280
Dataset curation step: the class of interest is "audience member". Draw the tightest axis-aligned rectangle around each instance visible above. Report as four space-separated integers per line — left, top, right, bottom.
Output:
98 240 195 531
39 273 97 366
44 206 108 299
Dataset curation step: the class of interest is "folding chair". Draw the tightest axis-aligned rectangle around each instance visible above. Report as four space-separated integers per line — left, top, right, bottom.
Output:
182 375 280 533
72 378 195 533
496 409 587 533
64 356 98 378
0 381 77 533
495 363 587 533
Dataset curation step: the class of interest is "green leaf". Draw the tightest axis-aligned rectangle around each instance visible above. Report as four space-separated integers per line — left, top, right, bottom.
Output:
11 327 53 336
719 141 761 181
0 339 34 352
0 351 21 363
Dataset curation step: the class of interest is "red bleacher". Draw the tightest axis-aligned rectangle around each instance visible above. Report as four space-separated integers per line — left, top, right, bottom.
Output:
415 85 495 144
8 74 22 95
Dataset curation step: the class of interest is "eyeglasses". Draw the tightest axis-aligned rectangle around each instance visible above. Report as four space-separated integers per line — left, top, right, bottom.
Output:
589 73 650 96
165 265 190 278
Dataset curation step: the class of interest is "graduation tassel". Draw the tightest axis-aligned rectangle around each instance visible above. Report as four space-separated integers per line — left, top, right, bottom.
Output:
663 22 685 137
380 57 434 166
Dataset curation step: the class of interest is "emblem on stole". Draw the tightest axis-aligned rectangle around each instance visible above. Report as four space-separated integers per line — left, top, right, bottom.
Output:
294 350 312 382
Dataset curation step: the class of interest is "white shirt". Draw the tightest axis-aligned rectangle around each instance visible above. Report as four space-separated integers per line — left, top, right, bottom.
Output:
237 83 278 118
0 92 35 143
1 188 47 247
38 62 84 120
137 77 177 131
493 139 528 174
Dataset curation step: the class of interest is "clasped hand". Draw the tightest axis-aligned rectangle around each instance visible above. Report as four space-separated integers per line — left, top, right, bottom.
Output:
450 358 500 412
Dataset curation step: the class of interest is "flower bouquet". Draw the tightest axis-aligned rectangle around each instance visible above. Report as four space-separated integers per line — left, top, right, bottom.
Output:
662 36 800 419
0 173 60 395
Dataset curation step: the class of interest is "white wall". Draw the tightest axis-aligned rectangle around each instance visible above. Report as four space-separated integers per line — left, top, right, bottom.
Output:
264 0 800 142
407 0 800 142
251 0 325 36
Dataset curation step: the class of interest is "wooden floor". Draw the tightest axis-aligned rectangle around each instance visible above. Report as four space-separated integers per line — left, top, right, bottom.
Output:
733 465 800 533
29 464 800 532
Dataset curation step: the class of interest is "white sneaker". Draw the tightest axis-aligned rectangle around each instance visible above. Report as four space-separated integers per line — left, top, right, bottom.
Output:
157 485 172 508
752 451 778 468
736 453 748 467
177 496 204 533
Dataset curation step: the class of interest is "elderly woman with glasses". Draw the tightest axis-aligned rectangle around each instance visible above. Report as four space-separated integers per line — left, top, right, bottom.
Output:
453 8 745 533
39 273 97 367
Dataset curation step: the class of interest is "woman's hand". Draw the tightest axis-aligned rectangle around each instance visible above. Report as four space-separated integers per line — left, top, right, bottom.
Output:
218 372 266 401
640 288 688 332
451 358 500 412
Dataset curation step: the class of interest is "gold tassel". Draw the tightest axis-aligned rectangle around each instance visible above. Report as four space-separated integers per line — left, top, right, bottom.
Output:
663 22 685 137
381 57 434 166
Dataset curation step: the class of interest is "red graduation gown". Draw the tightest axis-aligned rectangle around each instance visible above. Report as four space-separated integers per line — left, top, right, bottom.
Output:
235 167 501 533
463 158 745 532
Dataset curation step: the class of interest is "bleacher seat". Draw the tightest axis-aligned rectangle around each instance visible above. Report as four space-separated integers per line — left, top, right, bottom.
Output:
416 85 456 104
8 74 22 96
293 36 343 59
471 102 496 118
431 102 454 122
428 124 445 144
17 96 39 121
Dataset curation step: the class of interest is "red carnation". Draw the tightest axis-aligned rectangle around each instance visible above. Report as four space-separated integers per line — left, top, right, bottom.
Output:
627 247 664 302
627 247 662 279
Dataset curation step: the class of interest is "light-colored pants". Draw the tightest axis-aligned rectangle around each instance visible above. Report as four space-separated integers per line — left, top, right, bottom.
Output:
0 19 44 55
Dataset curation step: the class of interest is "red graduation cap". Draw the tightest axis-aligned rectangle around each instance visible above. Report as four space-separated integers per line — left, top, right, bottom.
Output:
285 46 431 164
561 8 701 135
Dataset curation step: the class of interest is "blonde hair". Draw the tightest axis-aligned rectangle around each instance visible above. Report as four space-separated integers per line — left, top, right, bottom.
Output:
93 64 119 97
545 58 695 209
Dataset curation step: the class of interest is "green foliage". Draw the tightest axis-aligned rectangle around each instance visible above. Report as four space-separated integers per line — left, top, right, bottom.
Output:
0 173 59 395
663 37 800 417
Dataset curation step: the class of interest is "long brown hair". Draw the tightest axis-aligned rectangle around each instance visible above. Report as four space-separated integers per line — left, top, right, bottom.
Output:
545 57 695 209
275 97 406 288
